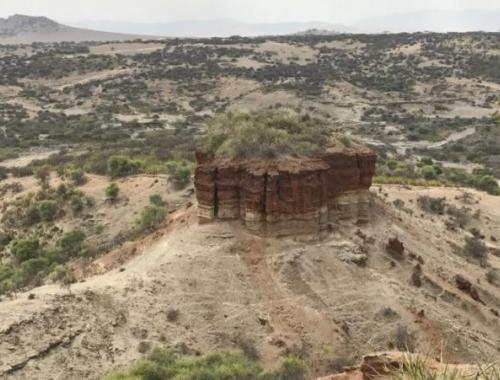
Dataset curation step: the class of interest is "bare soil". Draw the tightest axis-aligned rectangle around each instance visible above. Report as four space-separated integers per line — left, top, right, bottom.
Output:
1 185 499 379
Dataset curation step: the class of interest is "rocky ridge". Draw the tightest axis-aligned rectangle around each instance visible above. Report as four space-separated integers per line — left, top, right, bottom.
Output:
0 15 63 37
194 143 376 236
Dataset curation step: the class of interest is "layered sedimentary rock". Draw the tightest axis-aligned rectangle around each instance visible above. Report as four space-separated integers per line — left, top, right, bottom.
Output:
194 146 376 236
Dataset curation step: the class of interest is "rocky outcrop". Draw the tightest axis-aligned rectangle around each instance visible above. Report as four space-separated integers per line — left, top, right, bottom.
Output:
194 145 376 236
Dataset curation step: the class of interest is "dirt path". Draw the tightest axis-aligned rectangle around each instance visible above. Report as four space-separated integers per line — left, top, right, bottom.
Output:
55 69 133 91
392 127 476 154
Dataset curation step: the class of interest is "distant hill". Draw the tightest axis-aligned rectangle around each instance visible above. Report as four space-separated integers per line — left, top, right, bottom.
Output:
294 28 343 36
73 10 500 38
0 14 159 44
73 19 353 38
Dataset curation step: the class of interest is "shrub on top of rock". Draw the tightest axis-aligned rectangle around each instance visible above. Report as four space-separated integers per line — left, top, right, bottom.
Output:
204 111 331 159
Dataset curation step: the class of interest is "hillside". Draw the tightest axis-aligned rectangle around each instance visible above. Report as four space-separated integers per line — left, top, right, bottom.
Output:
0 14 158 44
1 183 499 379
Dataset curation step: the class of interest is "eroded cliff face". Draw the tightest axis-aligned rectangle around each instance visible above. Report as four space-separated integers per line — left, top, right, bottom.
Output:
194 148 376 236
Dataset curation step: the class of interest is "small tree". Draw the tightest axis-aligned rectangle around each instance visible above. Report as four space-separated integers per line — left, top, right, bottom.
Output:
105 182 120 203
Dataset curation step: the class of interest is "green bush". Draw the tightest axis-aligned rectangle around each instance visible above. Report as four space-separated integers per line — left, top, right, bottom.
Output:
476 175 500 195
374 176 445 187
105 182 120 202
166 161 192 188
0 264 18 293
11 239 40 262
419 157 434 166
20 257 50 278
137 205 167 231
56 183 68 198
103 348 307 380
70 193 85 215
420 165 437 180
108 156 142 178
67 168 87 186
37 200 59 222
149 194 164 207
0 230 13 250
59 230 86 258
204 111 330 159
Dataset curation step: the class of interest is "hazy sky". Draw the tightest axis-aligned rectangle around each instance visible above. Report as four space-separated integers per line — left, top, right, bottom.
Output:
1 0 500 23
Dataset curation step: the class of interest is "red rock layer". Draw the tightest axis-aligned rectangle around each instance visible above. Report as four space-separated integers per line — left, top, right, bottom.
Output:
194 150 376 236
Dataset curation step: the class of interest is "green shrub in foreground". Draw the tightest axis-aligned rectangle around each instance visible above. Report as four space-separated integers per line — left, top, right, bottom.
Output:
103 348 307 380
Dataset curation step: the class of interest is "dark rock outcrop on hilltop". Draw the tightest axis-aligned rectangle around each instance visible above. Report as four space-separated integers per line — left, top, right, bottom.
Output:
194 145 376 236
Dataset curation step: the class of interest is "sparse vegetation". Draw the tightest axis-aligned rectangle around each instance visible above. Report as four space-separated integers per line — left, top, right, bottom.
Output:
0 229 87 295
390 354 500 380
463 236 488 266
137 195 169 232
204 111 330 159
166 161 192 188
417 196 446 215
2 30 500 380
102 348 307 380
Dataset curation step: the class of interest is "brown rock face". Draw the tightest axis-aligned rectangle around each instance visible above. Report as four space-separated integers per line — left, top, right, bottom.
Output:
194 149 376 236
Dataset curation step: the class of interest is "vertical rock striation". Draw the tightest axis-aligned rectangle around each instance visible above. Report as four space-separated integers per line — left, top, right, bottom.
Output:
194 146 376 236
